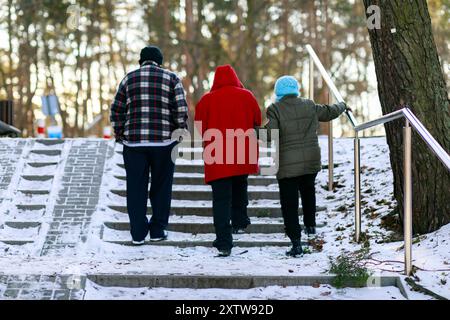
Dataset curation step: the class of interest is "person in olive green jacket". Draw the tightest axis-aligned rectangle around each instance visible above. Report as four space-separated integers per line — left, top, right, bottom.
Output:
265 76 348 257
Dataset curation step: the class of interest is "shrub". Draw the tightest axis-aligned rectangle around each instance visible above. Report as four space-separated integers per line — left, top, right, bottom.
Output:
328 248 373 289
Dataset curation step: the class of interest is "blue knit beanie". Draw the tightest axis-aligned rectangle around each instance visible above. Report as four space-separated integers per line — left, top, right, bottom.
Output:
274 76 300 102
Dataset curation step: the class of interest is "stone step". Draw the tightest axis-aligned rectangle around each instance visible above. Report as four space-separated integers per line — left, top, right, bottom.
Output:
113 175 277 186
103 239 295 248
103 221 325 234
116 163 339 174
115 150 276 157
107 205 327 218
110 189 280 201
18 190 50 196
0 240 34 246
21 175 54 182
16 204 46 211
30 150 62 156
4 222 41 229
27 162 59 168
87 274 404 290
116 163 274 174
36 139 65 146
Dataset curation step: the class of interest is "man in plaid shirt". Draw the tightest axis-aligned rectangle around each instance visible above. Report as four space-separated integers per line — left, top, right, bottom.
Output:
110 46 189 245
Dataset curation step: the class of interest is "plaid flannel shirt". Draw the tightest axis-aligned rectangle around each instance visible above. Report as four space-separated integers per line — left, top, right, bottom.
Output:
110 61 189 143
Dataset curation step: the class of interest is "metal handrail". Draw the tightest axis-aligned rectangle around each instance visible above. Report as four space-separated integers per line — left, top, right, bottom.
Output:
0 119 21 137
355 108 450 170
354 107 450 275
306 44 358 192
305 44 358 128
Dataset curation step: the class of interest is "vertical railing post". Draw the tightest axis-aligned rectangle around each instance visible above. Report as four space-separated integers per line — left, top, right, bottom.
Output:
404 120 413 276
309 56 314 100
354 131 361 243
328 91 334 191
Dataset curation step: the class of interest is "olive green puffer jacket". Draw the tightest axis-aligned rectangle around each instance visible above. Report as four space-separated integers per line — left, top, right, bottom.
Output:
265 96 346 180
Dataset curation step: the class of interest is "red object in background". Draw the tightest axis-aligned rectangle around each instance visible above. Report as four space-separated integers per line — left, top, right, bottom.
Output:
37 119 46 137
195 65 262 184
103 126 112 139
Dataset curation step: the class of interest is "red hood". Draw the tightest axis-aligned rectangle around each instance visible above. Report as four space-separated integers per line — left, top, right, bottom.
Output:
211 65 244 92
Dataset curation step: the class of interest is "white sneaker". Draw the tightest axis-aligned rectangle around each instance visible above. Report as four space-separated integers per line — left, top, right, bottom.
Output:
150 230 169 242
132 240 146 246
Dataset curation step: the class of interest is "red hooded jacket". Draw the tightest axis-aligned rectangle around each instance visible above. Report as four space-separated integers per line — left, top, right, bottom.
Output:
195 65 262 184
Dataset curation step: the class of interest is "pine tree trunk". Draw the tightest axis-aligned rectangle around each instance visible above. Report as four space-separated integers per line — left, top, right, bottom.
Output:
363 0 450 234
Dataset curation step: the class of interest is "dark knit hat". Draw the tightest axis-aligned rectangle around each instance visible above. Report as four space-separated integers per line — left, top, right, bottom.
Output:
139 46 163 66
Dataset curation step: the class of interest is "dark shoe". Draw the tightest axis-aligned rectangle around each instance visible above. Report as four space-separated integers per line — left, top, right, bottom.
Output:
150 230 168 242
232 227 247 235
217 249 232 257
286 240 303 257
305 226 316 235
131 240 146 246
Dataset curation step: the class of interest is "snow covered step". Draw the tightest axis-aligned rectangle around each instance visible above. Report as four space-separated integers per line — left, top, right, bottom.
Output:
4 221 41 229
0 221 41 245
35 139 65 146
27 155 61 164
116 163 338 174
87 274 405 293
110 189 280 200
113 175 278 186
107 205 327 218
26 162 59 168
9 206 46 220
0 240 34 246
101 228 298 247
103 222 315 234
16 204 46 213
17 190 50 196
30 149 62 156
16 204 46 211
18 177 53 191
115 150 276 158
103 239 296 248
103 221 325 234
21 175 54 182
116 163 274 174
14 193 49 205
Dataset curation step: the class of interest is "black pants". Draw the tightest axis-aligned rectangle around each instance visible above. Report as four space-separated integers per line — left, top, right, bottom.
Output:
123 143 176 241
210 175 250 251
278 173 318 241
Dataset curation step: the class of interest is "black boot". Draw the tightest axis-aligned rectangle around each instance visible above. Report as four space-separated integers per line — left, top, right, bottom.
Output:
286 239 303 257
305 226 316 236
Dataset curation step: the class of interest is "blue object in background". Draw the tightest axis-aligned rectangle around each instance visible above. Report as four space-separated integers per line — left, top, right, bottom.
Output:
47 125 63 139
41 95 60 116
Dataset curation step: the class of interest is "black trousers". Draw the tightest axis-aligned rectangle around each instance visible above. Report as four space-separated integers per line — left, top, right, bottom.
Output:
278 173 318 241
210 175 250 251
123 143 176 241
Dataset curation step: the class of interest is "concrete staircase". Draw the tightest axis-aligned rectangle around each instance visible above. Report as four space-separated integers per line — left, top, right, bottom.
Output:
100 142 328 248
0 140 66 246
0 138 410 299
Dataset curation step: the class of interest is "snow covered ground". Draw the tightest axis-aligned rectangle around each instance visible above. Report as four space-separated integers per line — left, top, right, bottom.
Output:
0 137 448 300
83 281 406 300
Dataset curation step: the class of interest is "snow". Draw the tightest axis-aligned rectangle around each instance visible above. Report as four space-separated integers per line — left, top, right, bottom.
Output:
1 224 40 240
17 179 53 191
0 137 448 300
102 228 289 243
22 164 58 175
84 280 406 300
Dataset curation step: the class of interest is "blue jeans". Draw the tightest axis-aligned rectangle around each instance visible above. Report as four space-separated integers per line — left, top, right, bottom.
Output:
123 143 176 241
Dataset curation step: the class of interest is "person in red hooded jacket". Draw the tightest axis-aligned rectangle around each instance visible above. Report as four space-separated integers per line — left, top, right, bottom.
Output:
195 65 262 257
